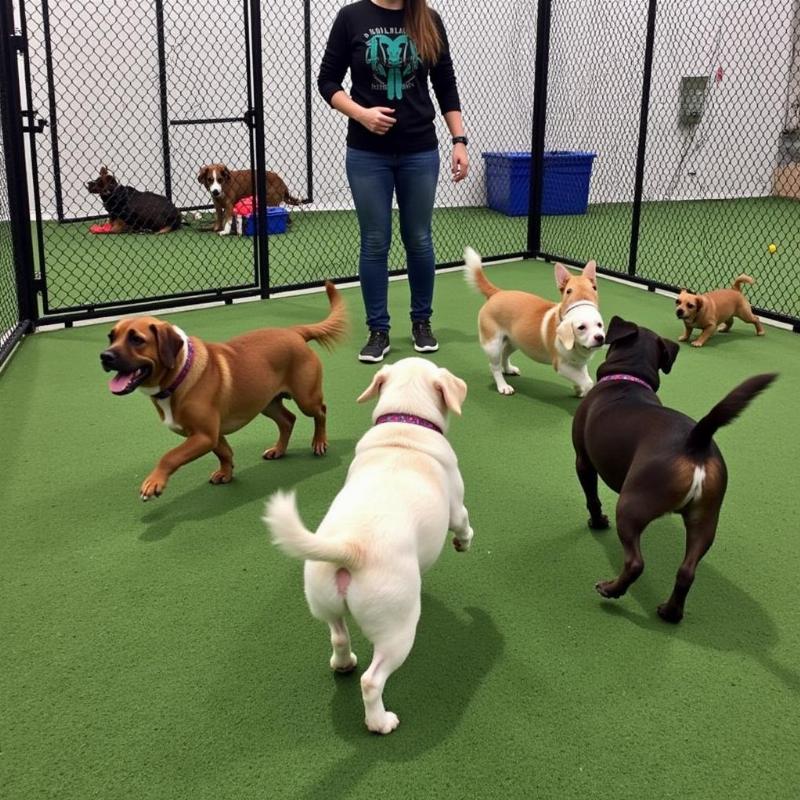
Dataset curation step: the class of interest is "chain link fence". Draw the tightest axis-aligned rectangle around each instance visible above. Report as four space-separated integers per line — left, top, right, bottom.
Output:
538 0 800 326
1 93 22 360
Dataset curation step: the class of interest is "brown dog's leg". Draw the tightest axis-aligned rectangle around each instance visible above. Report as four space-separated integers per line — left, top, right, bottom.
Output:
212 201 223 232
678 322 692 343
291 356 328 456
691 325 716 347
718 317 733 333
297 397 328 456
740 307 765 336
109 218 128 233
140 431 216 500
657 508 719 623
209 435 234 484
576 453 609 530
261 397 296 460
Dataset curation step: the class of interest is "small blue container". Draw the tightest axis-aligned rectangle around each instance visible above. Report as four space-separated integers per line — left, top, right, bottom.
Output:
482 150 597 216
241 206 289 235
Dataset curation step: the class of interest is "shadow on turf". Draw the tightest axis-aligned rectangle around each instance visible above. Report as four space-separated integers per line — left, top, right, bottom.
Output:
137 437 355 541
299 596 503 799
590 524 799 692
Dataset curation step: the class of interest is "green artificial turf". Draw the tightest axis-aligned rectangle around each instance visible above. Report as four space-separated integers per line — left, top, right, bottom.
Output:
1 262 798 799
36 196 799 319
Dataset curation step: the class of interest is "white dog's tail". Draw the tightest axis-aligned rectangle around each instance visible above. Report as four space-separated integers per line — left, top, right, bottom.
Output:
463 246 501 299
263 490 363 569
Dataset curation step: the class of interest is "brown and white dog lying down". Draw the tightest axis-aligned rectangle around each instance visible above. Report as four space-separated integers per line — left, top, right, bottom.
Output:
675 274 765 347
197 163 303 236
463 247 605 396
264 358 472 735
572 316 776 622
99 282 347 500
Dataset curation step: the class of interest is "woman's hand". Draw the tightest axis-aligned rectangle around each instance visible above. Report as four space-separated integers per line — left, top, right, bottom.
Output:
452 143 469 182
357 106 396 135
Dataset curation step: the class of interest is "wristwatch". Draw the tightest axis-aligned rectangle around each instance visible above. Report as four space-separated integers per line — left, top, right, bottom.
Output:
452 136 468 146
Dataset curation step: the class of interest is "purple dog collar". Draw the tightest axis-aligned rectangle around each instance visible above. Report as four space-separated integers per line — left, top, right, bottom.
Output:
375 413 443 435
155 338 194 399
598 373 653 391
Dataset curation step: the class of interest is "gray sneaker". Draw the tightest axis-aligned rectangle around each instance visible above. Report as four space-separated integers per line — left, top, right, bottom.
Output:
359 329 391 363
412 320 439 353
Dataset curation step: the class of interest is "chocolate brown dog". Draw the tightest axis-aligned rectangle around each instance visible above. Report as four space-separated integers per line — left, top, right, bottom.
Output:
675 275 764 347
197 164 303 236
100 283 347 500
572 316 776 622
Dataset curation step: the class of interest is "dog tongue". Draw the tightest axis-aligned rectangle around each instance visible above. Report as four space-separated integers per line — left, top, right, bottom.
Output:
109 372 134 394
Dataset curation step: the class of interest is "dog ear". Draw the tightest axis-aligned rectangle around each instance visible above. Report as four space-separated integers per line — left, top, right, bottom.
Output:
221 167 231 182
433 368 467 416
357 365 390 403
197 166 209 184
658 337 680 374
100 165 108 176
556 318 575 351
694 296 703 310
582 259 597 284
150 323 184 371
605 316 639 345
554 263 571 292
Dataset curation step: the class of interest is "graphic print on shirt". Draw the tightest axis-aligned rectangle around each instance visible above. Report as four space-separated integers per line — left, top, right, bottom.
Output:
364 28 421 101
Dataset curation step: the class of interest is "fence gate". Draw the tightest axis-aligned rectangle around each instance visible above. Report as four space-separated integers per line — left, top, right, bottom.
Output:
20 0 269 323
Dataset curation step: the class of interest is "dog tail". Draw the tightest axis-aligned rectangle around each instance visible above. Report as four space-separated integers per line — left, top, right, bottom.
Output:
292 281 349 350
686 373 777 455
732 274 754 292
463 246 501 299
264 490 364 569
284 191 305 206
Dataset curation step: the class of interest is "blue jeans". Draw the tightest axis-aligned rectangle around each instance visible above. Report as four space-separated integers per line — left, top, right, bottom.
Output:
346 147 440 332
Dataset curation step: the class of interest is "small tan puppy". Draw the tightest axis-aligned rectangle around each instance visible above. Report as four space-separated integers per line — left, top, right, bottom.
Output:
99 283 347 500
464 247 605 396
197 163 302 236
264 358 472 735
675 275 764 347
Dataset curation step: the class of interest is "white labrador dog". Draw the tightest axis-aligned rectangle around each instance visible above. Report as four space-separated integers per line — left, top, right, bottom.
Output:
264 358 473 735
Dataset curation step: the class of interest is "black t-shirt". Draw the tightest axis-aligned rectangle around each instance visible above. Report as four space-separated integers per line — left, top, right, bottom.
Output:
318 0 461 154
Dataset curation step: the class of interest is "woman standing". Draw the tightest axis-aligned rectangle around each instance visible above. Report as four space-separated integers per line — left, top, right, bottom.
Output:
318 0 468 362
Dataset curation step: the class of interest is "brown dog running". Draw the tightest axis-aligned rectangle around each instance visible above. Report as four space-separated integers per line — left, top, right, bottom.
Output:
197 164 303 236
100 283 347 500
675 275 765 347
572 316 776 622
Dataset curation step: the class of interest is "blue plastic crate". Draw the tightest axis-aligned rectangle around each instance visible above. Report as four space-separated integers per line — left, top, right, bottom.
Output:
240 206 289 235
482 150 597 216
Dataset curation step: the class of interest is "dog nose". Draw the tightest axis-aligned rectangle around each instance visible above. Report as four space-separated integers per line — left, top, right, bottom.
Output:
676 309 684 318
100 350 116 369
594 334 605 344
211 189 220 196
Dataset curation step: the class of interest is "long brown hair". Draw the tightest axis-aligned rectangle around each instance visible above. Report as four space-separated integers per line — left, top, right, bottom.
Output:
405 0 442 64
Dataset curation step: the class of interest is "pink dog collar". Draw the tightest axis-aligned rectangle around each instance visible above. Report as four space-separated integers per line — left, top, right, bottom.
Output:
155 338 194 399
598 373 654 391
375 413 443 435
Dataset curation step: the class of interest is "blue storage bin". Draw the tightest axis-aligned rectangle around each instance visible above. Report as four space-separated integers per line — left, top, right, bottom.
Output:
482 150 597 216
241 206 289 235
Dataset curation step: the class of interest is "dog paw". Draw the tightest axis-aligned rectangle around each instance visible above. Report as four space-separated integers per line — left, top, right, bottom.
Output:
497 384 515 395
262 447 286 460
331 653 358 673
690 341 704 348
140 472 168 501
588 514 609 531
657 603 683 624
209 469 233 485
312 439 328 456
453 530 474 552
503 365 521 376
678 335 688 342
218 229 231 237
595 580 622 599
366 711 400 735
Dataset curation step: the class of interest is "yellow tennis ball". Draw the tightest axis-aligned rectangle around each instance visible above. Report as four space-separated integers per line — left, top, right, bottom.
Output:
768 243 777 253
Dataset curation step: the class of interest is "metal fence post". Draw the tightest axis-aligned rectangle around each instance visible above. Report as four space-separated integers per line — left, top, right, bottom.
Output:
248 0 270 299
627 0 657 277
0 0 37 326
527 0 552 257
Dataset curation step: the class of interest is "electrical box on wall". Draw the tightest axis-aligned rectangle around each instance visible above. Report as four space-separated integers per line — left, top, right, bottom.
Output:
679 76 708 125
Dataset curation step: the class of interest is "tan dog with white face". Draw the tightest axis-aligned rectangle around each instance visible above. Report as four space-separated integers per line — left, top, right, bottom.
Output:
675 275 764 347
264 358 472 735
464 247 605 397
